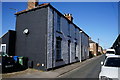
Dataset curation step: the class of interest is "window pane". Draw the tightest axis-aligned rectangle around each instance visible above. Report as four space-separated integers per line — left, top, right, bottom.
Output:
106 51 115 54
68 23 70 35
2 46 6 52
57 15 61 31
56 38 62 60
75 28 77 38
75 43 77 57
105 58 120 67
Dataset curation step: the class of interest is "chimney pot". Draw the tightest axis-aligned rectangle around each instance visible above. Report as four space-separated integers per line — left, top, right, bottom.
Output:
64 13 73 22
28 0 39 10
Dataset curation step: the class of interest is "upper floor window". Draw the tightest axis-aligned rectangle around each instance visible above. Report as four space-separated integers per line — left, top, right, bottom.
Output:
57 14 61 32
75 28 77 39
68 23 70 36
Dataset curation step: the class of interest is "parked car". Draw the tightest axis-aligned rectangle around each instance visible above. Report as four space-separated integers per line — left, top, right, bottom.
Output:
105 49 115 58
2 56 16 73
2 55 28 73
99 55 120 80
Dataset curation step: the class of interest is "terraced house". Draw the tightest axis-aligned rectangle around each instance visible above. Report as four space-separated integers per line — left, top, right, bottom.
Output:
1 0 89 71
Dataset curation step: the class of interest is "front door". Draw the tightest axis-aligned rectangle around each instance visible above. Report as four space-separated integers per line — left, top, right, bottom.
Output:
68 40 71 63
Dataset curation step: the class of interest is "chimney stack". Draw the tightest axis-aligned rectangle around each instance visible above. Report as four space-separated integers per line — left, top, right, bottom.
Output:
64 14 73 22
89 37 91 40
28 0 39 10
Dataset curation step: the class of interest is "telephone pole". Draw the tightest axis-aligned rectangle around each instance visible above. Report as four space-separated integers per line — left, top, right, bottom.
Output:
9 8 18 13
98 38 99 46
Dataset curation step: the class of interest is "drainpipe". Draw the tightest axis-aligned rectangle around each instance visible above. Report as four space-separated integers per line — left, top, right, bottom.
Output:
52 10 54 70
80 31 83 62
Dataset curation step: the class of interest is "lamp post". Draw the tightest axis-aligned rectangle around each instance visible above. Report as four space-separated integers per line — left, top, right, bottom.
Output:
98 38 99 46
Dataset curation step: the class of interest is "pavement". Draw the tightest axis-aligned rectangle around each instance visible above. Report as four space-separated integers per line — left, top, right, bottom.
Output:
2 55 103 78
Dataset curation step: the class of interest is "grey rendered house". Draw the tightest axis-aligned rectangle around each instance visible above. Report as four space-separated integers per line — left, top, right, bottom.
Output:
81 32 89 60
1 1 89 71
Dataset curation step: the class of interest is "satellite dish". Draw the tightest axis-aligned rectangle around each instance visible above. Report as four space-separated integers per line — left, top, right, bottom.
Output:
23 29 29 35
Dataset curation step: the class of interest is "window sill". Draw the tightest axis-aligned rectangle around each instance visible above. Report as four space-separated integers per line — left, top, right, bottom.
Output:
56 31 62 34
56 59 63 62
75 38 77 40
67 35 71 38
75 57 78 59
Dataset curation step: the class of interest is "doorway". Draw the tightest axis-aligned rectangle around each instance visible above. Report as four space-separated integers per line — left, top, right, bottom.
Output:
68 40 71 63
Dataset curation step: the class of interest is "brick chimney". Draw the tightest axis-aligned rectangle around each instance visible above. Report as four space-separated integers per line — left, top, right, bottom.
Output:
28 0 39 9
64 14 73 22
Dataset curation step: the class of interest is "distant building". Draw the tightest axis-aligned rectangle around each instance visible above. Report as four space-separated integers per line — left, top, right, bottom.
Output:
0 30 16 56
0 1 89 71
98 46 103 54
112 34 120 55
89 39 98 56
103 49 106 54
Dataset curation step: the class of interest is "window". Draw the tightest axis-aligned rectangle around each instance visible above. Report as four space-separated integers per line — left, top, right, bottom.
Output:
90 44 93 48
118 38 120 42
68 40 71 63
2 46 6 52
104 57 120 67
75 42 77 58
1 44 6 53
106 51 115 54
75 28 77 39
68 23 70 36
56 37 62 61
57 14 61 32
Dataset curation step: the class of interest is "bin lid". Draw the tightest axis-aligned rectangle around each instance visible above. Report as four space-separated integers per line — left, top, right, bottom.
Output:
19 57 23 59
14 56 18 58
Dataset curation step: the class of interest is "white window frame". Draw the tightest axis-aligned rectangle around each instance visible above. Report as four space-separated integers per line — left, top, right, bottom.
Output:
0 44 6 53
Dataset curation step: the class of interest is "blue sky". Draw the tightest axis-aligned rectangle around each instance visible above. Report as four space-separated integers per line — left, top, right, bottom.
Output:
2 2 118 49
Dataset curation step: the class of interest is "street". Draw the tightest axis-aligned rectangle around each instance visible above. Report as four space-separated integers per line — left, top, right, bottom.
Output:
59 55 105 78
1 1 119 80
2 55 106 79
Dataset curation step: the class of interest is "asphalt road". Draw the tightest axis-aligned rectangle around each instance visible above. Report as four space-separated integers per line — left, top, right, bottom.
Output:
1 55 106 79
60 55 105 78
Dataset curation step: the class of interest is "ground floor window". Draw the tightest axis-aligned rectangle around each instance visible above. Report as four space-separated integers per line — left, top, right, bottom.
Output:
75 42 77 58
68 40 71 63
56 37 62 61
